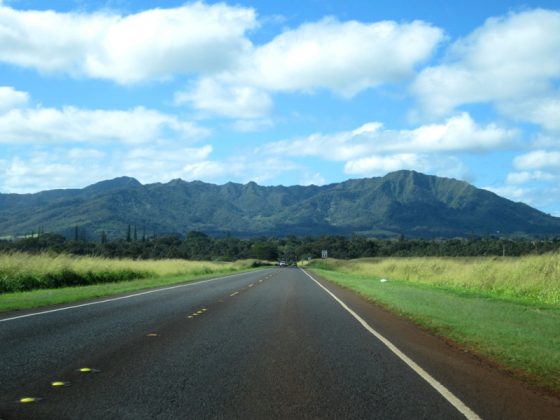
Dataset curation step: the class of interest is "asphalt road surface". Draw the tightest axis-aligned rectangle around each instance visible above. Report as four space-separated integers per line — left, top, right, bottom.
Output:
1 268 558 419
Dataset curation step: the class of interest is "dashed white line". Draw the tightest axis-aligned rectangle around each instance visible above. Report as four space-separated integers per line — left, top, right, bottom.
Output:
0 270 271 323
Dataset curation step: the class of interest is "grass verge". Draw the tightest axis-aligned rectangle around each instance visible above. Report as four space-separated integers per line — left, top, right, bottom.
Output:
0 253 260 313
309 262 560 392
0 270 256 313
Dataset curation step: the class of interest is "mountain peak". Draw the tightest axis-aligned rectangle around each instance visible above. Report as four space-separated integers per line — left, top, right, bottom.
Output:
84 176 142 193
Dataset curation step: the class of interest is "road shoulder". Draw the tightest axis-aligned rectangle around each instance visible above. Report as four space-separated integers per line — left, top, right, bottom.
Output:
306 269 560 420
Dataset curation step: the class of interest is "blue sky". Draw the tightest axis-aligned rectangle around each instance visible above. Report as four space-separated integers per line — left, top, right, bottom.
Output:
1 0 559 214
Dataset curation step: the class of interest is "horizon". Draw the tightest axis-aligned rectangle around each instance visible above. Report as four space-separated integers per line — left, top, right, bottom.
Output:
1 1 559 215
2 168 466 190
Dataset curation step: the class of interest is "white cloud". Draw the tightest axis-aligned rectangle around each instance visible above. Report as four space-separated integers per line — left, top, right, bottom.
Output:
173 17 443 117
498 95 560 132
413 9 560 118
176 78 272 119
0 2 257 83
0 104 209 144
344 153 424 175
234 18 443 96
182 156 300 184
261 113 516 160
300 172 326 186
344 153 469 179
66 148 106 160
0 86 29 112
231 118 273 133
484 185 528 202
0 143 216 192
514 150 560 171
1 154 108 192
506 170 555 184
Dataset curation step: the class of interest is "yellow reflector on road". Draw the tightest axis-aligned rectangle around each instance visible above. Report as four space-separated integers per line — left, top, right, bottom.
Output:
51 381 69 387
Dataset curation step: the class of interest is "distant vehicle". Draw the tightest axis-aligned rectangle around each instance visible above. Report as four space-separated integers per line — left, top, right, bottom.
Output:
278 260 287 266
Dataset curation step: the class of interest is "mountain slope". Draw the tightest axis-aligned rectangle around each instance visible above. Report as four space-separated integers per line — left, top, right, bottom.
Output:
1 171 559 239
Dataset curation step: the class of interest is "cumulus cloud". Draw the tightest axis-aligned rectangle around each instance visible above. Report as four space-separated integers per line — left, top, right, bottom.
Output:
261 113 516 160
506 171 555 184
300 172 326 186
412 9 560 119
1 143 216 192
514 150 560 171
175 17 443 117
182 157 300 184
175 78 273 119
0 104 209 144
0 86 29 112
1 153 110 192
498 95 560 132
233 18 443 96
484 185 529 202
0 2 257 83
344 154 469 179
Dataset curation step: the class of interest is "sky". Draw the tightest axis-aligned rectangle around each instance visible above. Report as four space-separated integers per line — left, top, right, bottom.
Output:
0 0 559 215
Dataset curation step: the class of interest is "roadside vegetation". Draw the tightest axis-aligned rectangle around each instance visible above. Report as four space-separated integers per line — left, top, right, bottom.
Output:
2 231 560 263
308 256 560 391
0 253 258 312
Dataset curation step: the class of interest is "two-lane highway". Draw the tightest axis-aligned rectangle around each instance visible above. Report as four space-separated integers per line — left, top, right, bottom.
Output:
1 268 558 419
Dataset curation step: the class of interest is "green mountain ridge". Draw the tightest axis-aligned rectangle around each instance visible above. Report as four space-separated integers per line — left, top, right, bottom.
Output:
1 170 559 239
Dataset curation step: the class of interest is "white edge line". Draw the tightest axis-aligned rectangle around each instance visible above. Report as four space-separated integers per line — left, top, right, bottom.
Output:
301 268 481 420
0 270 267 323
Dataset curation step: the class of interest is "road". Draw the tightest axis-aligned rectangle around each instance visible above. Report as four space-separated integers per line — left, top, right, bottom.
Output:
0 268 558 419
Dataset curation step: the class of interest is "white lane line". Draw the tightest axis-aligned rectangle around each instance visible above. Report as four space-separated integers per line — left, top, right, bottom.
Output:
0 270 267 323
301 269 480 420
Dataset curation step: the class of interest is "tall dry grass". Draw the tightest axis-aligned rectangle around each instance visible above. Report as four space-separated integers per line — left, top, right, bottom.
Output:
0 253 253 293
311 255 560 305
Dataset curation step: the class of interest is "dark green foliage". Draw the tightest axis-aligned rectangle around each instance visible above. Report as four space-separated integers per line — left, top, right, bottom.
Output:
1 171 559 239
0 268 147 293
1 232 559 263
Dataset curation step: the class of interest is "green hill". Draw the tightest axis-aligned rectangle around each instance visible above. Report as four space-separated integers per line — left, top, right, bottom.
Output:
1 170 559 239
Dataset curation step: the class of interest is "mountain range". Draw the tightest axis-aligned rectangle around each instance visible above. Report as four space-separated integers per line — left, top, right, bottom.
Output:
1 170 559 239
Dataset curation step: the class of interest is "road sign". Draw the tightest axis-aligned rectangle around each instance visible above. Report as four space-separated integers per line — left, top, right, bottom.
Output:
321 250 328 259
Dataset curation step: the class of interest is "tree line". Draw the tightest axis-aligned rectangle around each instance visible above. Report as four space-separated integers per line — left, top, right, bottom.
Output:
1 230 559 260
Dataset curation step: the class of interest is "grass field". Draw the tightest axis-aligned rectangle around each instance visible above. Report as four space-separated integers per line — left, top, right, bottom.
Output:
0 253 257 312
308 256 560 392
309 255 560 305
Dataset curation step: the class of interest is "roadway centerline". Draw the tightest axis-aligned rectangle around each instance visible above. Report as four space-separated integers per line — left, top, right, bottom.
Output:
0 270 270 323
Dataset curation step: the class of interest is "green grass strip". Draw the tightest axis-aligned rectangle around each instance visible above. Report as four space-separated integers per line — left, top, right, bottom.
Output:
310 268 560 392
0 268 256 313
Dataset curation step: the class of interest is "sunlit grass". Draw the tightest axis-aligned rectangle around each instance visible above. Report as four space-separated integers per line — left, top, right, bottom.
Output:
310 254 560 305
0 252 256 293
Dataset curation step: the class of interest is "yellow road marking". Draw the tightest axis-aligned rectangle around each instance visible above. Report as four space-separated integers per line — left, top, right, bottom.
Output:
78 367 99 373
19 397 39 403
196 310 203 314
202 308 207 312
258 279 263 283
248 283 254 287
147 333 158 337
230 291 239 296
188 315 194 319
51 381 70 387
